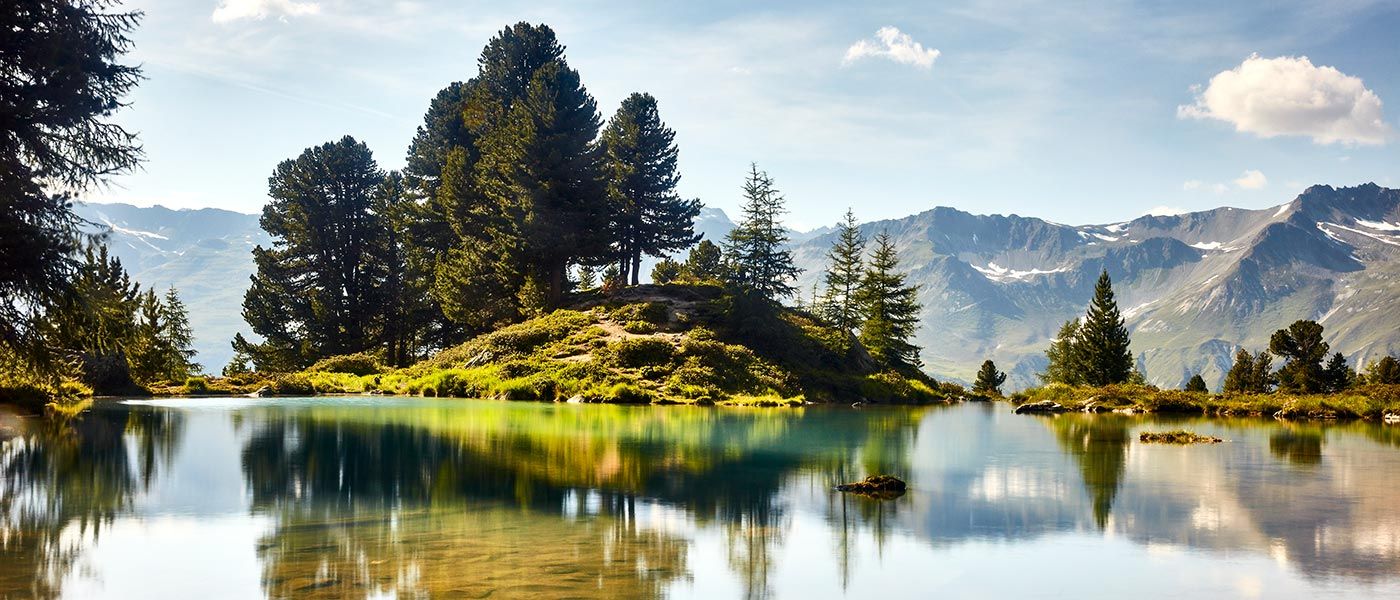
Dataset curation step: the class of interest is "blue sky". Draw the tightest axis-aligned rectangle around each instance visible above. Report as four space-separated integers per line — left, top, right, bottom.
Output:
98 0 1400 229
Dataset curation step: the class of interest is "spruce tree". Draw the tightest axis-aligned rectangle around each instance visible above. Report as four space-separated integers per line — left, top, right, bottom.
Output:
576 265 597 290
1185 374 1208 393
1223 348 1255 393
855 232 923 370
159 287 199 379
237 136 391 371
1322 352 1355 393
1365 355 1400 384
651 258 682 284
601 93 700 284
2 1 142 377
723 165 800 300
682 239 723 282
822 209 866 332
1250 351 1276 393
1041 319 1083 385
974 360 1007 396
1269 320 1330 393
1075 270 1134 386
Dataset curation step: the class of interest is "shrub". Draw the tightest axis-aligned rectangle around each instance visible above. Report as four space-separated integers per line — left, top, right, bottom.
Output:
610 302 669 325
184 376 210 393
599 338 675 369
622 320 657 334
307 352 385 376
603 382 654 404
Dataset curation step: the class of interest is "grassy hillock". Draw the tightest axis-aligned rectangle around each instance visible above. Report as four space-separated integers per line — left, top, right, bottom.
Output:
154 284 959 406
1009 383 1400 420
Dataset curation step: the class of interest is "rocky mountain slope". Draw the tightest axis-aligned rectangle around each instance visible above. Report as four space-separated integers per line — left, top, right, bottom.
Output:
791 183 1400 390
73 202 268 371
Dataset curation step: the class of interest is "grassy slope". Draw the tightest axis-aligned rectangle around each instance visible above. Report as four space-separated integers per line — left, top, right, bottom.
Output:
155 284 957 406
1009 382 1400 420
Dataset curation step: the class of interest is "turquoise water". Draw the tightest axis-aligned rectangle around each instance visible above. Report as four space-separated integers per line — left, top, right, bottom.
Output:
1 397 1398 598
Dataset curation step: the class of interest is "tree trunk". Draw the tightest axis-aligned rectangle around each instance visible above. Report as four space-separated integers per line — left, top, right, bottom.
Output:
631 252 642 286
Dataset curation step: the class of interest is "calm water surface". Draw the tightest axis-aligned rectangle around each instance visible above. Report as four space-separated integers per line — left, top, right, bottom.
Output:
2 397 1399 599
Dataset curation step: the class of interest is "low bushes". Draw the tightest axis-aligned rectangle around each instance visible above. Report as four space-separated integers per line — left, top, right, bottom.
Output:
1010 383 1400 420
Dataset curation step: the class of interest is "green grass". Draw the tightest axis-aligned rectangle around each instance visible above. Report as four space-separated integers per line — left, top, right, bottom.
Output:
1010 383 1400 420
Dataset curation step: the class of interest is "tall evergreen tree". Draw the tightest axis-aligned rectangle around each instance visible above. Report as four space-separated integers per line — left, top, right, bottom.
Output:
1185 374 1208 393
855 232 922 370
601 93 700 284
723 165 800 300
974 360 1007 396
2 1 143 377
1222 348 1255 393
1075 270 1134 386
822 209 866 332
236 136 391 371
1269 320 1330 393
1041 319 1084 385
158 287 198 379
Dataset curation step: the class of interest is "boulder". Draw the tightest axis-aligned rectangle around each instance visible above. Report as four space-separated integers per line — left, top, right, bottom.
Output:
1014 400 1068 414
248 386 273 398
835 475 907 498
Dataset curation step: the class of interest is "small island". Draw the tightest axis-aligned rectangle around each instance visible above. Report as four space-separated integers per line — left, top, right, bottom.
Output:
1138 430 1223 444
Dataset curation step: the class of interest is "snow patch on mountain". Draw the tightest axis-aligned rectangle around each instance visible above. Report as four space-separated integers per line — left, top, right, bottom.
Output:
971 262 1071 282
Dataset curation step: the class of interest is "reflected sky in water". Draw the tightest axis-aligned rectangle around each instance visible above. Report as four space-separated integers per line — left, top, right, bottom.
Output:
2 398 1398 599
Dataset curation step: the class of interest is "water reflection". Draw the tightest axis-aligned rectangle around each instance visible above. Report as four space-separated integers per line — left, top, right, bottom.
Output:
0 399 1398 598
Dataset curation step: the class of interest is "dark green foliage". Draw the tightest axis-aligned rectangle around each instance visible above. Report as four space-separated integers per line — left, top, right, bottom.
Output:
1322 352 1356 393
307 352 385 376
576 265 597 290
723 165 800 300
1223 348 1276 394
854 232 922 371
1185 374 1208 393
973 360 1007 396
1367 355 1400 385
1270 319 1330 393
682 239 724 282
821 209 865 332
1 1 142 377
1041 319 1084 385
1076 270 1134 386
598 338 675 369
237 136 396 371
651 258 682 284
128 287 199 383
601 93 700 284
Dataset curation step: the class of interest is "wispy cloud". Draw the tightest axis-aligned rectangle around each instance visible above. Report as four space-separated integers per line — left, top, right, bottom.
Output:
1183 169 1267 194
1233 169 1267 190
842 26 940 70
1179 54 1390 145
212 0 321 24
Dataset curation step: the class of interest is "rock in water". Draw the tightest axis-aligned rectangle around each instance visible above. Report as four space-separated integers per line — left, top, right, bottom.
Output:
1014 400 1068 414
835 475 908 498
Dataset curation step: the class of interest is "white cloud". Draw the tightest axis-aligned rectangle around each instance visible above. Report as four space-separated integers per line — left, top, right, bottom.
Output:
1178 54 1390 145
212 0 321 24
1233 169 1267 190
1183 180 1228 194
1144 205 1188 216
842 26 940 70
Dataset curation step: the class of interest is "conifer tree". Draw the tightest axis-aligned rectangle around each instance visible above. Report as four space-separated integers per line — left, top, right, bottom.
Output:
1321 352 1355 393
1365 355 1400 384
974 360 1007 396
855 232 922 370
1185 374 1208 393
576 265 597 290
237 136 391 371
1075 270 1134 386
822 209 866 332
682 239 723 282
1223 349 1254 393
1041 319 1084 385
601 93 700 284
1269 320 1330 393
651 258 682 284
723 165 800 300
158 287 198 379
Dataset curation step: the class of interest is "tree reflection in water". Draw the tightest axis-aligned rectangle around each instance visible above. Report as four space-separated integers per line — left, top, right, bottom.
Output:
1047 414 1131 530
0 405 183 599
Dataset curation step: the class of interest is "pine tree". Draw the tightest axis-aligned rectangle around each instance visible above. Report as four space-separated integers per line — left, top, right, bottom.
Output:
822 209 866 332
158 287 199 379
1250 351 1276 393
237 136 392 371
46 244 142 391
1322 352 1355 393
974 360 1007 396
1269 320 1330 393
1041 319 1084 385
601 93 700 284
1365 355 1400 384
723 165 800 300
1075 270 1134 386
2 1 142 377
1223 348 1255 393
1185 374 1208 393
682 239 723 282
855 232 922 370
576 265 597 290
651 258 682 284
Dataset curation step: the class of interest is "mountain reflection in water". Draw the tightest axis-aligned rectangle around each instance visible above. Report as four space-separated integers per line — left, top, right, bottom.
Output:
1 398 1398 599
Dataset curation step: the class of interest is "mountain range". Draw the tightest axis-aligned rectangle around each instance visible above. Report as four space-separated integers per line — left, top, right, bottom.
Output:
77 183 1400 390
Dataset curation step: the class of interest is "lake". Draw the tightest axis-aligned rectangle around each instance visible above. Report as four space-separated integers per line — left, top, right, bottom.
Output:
1 397 1398 599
